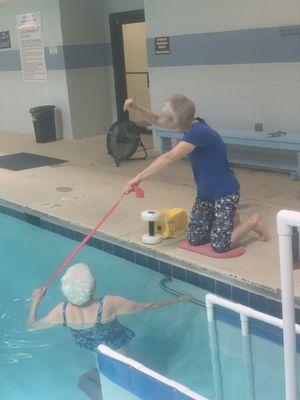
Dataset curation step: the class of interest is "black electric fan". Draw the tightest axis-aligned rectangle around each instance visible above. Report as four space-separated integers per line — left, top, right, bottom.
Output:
106 120 148 167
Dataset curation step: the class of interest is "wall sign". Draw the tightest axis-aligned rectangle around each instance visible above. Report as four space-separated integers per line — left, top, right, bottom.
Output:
17 12 41 30
0 31 11 49
16 12 47 82
155 37 170 55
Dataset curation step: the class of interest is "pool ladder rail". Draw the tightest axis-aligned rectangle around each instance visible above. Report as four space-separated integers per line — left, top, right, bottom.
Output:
160 276 300 400
206 293 300 400
160 276 206 307
162 205 300 400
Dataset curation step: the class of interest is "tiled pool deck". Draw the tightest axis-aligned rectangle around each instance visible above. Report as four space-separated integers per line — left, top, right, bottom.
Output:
0 130 300 311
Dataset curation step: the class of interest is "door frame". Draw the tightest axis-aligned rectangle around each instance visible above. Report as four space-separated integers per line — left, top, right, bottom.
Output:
109 9 145 122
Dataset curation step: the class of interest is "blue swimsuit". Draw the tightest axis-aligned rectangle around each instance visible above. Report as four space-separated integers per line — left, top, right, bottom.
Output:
62 297 135 352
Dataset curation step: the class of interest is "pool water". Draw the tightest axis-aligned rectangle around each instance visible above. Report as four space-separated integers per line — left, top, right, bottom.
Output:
0 213 299 400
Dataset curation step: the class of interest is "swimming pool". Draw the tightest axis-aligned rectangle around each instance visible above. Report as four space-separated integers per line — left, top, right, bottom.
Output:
0 210 299 399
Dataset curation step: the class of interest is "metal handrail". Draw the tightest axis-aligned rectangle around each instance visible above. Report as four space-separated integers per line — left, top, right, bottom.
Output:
159 276 205 307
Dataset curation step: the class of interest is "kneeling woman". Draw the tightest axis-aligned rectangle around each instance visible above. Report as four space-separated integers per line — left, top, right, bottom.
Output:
123 95 269 252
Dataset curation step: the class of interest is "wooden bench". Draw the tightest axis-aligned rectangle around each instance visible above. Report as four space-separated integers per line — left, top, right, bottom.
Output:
152 126 300 181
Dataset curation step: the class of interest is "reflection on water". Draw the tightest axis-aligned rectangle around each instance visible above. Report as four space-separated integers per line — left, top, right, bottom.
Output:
1 297 54 366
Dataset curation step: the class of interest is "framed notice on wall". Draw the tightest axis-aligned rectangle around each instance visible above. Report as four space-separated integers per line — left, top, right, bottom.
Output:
0 31 11 49
16 12 47 82
155 37 170 55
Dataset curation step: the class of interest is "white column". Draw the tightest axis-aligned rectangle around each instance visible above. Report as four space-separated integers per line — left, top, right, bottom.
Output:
277 210 298 400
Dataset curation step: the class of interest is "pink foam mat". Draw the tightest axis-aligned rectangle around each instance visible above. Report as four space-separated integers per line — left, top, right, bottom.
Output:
179 241 245 258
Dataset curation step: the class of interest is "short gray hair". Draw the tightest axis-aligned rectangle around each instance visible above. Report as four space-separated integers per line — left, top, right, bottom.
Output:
61 263 96 306
159 94 195 131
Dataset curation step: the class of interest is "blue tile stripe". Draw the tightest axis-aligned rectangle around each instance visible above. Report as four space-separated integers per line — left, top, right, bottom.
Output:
0 203 293 324
0 43 112 71
147 26 300 67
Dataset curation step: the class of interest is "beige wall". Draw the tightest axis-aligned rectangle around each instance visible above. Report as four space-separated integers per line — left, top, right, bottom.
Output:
123 22 151 125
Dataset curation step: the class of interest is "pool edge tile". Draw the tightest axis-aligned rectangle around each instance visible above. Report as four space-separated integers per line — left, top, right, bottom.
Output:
1 202 300 322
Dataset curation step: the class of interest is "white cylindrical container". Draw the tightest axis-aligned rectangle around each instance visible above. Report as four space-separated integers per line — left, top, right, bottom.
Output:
141 210 162 244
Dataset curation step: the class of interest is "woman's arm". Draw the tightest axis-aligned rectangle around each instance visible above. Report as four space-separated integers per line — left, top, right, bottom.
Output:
27 288 63 331
123 98 161 126
123 141 195 193
105 294 190 321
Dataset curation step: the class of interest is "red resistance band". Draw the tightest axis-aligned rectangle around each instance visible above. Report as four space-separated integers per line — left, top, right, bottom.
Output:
43 185 144 293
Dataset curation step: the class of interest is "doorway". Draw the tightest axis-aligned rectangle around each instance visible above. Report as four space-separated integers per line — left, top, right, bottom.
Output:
109 9 151 127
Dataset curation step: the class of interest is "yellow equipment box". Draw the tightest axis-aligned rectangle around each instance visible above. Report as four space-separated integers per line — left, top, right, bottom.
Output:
155 208 188 239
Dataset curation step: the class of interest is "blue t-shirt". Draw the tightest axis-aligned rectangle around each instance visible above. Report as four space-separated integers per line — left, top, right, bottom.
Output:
182 120 240 198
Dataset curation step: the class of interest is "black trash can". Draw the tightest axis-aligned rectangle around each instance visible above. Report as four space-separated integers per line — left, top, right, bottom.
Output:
30 105 56 143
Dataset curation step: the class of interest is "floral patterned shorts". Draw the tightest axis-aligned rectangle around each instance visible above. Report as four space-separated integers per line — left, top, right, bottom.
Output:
187 192 240 253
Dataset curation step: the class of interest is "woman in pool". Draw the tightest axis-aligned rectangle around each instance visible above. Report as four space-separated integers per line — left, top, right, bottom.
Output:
123 95 269 253
27 262 189 352
27 263 189 399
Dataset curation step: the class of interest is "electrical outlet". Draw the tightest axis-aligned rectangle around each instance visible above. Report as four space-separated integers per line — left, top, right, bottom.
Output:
255 123 263 132
49 47 58 55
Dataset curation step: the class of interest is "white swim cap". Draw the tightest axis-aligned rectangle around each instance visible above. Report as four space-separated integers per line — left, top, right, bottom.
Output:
61 263 96 306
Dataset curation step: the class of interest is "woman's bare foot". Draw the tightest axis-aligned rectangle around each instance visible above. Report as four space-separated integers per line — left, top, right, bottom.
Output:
249 213 270 241
231 212 270 248
233 212 241 228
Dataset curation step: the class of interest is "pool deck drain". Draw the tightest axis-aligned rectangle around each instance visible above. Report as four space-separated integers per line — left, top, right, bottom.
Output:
56 186 74 192
0 130 299 300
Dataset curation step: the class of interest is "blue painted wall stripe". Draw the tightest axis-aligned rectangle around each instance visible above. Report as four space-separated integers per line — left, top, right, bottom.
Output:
1 25 299 72
147 26 300 67
0 43 112 71
0 50 21 71
63 43 112 69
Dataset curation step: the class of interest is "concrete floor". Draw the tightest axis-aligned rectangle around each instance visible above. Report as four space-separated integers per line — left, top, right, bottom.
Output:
0 130 300 301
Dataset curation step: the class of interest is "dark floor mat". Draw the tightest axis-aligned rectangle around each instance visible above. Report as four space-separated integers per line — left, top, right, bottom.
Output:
0 152 67 171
